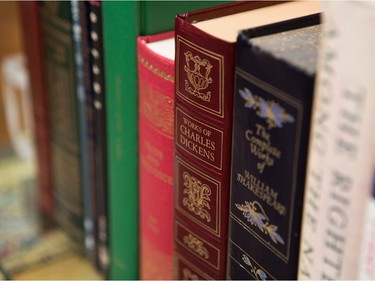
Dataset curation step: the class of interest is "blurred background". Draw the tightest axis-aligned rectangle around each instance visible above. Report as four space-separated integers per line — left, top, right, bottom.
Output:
0 3 100 279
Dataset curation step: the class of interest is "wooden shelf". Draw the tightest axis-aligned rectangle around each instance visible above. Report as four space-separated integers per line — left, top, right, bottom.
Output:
13 253 103 280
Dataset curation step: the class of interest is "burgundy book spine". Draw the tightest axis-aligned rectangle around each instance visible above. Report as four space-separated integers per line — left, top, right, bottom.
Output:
19 1 53 215
174 9 237 281
174 3 280 279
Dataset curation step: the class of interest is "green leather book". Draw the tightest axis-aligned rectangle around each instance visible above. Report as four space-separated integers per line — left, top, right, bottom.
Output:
102 1 227 279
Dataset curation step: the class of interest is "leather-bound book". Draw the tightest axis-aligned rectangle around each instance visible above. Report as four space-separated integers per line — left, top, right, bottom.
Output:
137 31 175 280
227 15 320 280
40 1 84 243
71 0 94 258
86 0 110 275
19 1 53 215
174 2 320 279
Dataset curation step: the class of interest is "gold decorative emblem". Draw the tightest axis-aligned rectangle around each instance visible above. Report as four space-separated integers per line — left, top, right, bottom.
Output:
183 233 209 259
182 268 199 280
236 200 285 245
140 84 174 138
182 172 211 222
184 51 212 102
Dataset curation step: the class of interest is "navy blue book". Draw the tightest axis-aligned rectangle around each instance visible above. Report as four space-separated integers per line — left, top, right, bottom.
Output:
71 0 94 257
227 15 320 280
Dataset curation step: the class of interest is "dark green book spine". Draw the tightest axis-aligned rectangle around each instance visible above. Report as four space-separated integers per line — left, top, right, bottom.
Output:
102 2 140 279
40 1 83 243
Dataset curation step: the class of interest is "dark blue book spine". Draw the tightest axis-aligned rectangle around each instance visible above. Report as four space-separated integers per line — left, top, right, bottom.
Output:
71 0 94 257
227 16 319 280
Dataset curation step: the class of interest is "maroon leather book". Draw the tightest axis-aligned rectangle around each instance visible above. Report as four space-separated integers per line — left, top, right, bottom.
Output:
19 1 53 215
173 2 281 279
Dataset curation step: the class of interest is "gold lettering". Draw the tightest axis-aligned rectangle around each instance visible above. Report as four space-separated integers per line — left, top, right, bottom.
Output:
237 170 286 216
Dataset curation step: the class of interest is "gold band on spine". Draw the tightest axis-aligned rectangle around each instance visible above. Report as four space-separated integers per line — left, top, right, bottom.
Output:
138 55 174 82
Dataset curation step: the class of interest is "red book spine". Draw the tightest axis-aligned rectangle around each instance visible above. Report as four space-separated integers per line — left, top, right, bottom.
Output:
137 31 175 280
19 1 53 215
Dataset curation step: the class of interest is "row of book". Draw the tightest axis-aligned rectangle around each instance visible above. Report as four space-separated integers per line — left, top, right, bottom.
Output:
19 0 375 280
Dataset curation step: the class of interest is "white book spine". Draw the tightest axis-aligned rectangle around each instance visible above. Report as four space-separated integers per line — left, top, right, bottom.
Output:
298 1 375 279
358 177 375 279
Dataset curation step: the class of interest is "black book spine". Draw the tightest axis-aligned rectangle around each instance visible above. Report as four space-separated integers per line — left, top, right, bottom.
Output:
87 0 109 276
227 18 319 280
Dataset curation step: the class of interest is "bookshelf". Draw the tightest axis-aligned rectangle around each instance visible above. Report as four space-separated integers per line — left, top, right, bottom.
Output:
0 1 375 280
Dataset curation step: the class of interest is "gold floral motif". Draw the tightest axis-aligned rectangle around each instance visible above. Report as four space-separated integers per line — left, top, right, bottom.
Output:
184 51 212 102
242 254 267 280
182 172 211 222
236 200 285 245
182 268 199 280
183 233 209 259
140 84 174 138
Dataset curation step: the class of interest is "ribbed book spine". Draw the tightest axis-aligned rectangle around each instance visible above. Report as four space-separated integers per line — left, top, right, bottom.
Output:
87 0 109 274
40 0 83 242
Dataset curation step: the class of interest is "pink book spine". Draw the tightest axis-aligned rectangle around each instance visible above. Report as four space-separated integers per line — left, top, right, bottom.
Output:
137 31 175 280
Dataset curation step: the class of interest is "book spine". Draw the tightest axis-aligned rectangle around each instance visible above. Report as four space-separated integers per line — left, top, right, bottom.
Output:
87 0 109 275
71 0 93 256
359 175 375 279
137 32 175 280
102 2 140 279
18 1 53 215
40 1 84 242
79 0 98 263
297 2 375 279
174 17 235 280
227 25 316 280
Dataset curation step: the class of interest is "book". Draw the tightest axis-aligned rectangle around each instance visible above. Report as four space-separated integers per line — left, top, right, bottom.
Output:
71 0 94 257
359 171 375 280
137 31 175 280
298 2 375 279
174 1 320 279
86 0 109 274
102 1 228 279
19 1 53 215
40 1 84 243
227 16 320 280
